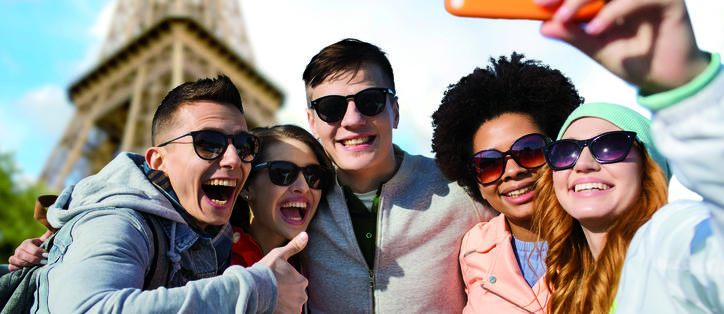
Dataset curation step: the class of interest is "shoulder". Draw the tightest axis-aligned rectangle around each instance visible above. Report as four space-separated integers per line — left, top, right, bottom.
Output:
628 200 711 261
462 215 506 251
67 208 154 253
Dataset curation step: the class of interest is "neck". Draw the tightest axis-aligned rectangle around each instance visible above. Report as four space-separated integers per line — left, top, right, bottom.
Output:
337 149 399 193
247 218 286 255
581 227 608 260
506 217 540 242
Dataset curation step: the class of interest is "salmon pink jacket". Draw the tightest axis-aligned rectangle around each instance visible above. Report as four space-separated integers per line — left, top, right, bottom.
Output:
460 214 550 313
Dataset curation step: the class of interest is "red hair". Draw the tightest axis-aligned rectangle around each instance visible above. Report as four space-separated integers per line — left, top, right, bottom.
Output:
533 145 668 313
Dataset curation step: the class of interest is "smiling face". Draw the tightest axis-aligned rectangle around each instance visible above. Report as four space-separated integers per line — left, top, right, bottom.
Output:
473 113 544 231
246 138 324 245
147 101 250 230
552 117 644 233
306 62 399 180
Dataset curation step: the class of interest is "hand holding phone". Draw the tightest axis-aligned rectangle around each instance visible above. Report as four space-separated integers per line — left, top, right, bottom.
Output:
445 0 605 21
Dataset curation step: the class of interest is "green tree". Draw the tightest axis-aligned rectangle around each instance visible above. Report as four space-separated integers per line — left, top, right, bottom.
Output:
0 152 49 263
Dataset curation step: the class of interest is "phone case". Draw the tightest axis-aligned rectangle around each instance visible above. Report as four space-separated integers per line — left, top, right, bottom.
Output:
445 0 605 21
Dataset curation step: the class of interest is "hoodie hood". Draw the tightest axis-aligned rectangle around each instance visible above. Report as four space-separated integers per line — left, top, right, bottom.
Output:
47 152 186 229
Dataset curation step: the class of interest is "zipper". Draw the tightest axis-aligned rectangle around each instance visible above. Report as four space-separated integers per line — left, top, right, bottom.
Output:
368 183 385 313
368 268 376 313
481 282 536 313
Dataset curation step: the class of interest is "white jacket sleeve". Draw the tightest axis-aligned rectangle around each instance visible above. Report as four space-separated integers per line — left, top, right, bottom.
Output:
614 56 724 313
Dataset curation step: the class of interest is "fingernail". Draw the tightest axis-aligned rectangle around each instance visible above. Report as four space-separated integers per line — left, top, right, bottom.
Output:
40 259 48 265
42 252 49 258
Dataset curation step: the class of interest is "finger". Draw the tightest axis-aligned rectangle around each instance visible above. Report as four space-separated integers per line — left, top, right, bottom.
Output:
540 20 604 55
533 0 562 9
278 232 308 261
12 249 47 266
40 230 53 241
8 254 42 270
21 238 48 257
552 0 594 22
583 0 648 35
7 263 19 272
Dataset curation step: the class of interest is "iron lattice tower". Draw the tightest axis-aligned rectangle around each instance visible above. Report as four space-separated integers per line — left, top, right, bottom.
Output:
41 0 283 190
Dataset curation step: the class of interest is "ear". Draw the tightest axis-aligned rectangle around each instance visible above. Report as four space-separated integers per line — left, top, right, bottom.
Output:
240 187 250 200
145 146 165 171
392 96 400 129
306 108 321 139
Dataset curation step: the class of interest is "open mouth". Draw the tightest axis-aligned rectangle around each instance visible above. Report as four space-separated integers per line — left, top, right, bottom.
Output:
340 136 375 147
201 179 237 206
279 200 309 223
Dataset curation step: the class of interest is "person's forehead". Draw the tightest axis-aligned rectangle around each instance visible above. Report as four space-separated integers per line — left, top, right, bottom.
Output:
307 63 390 100
173 101 247 132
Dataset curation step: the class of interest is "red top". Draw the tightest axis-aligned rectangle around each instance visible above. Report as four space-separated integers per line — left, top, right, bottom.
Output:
231 226 263 267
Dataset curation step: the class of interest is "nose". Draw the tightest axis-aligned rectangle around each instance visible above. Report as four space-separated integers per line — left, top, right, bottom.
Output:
340 98 366 128
573 147 601 172
500 156 527 181
218 141 243 169
290 171 310 193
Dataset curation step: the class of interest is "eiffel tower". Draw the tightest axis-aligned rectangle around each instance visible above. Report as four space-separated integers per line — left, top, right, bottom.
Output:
40 0 283 191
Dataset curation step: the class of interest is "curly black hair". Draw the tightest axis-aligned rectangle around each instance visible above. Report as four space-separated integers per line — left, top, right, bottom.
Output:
431 52 582 203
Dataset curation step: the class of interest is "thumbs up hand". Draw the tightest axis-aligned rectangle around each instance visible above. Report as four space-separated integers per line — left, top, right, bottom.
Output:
258 232 309 314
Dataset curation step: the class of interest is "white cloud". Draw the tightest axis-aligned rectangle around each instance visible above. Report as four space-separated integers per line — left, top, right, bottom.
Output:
19 85 74 135
0 85 73 178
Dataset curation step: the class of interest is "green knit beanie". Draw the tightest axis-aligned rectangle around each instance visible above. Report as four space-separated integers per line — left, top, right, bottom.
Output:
557 102 671 180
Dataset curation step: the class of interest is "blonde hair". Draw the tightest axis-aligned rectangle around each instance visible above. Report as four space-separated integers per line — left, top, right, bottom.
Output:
533 145 668 313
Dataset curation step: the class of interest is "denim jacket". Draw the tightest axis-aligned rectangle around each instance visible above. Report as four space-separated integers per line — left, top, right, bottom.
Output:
31 152 277 313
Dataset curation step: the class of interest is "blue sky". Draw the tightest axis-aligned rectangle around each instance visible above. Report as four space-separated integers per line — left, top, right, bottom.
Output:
1 0 722 200
0 0 107 182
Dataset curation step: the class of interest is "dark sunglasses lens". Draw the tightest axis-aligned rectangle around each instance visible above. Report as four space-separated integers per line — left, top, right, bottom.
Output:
591 133 633 162
472 151 505 184
268 162 298 186
355 89 387 116
233 134 260 162
547 141 581 169
511 135 547 168
303 165 330 190
193 131 227 160
315 97 347 122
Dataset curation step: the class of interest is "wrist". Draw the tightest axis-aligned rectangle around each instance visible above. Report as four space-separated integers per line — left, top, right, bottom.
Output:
638 52 720 111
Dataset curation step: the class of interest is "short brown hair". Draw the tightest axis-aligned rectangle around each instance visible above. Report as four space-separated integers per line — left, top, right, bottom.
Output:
302 38 395 92
151 75 243 144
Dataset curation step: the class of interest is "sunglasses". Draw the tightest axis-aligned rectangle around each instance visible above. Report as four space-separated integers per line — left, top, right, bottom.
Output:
470 133 550 184
544 131 637 170
252 160 332 190
309 87 395 123
157 130 261 162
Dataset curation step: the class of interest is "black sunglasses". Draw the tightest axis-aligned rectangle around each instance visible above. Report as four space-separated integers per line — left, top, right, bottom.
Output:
309 87 395 123
252 160 332 190
544 131 637 170
157 130 261 162
470 133 550 184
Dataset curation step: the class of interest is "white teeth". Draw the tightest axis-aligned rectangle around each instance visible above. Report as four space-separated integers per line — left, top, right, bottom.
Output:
280 201 307 209
203 179 236 187
504 186 534 198
574 182 611 192
341 137 370 146
210 199 229 205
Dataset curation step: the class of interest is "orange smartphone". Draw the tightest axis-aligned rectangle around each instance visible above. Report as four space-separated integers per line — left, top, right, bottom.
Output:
445 0 605 21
